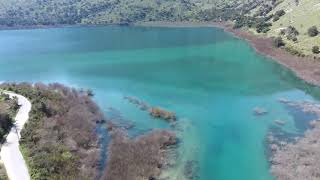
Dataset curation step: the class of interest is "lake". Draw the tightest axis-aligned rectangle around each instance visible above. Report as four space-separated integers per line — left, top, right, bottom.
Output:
0 26 319 180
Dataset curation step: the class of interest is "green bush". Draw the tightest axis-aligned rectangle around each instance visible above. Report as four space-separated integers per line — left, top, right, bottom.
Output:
287 26 299 36
285 46 304 56
273 37 285 47
275 10 285 17
256 22 272 33
312 46 320 54
273 15 280 22
308 26 319 37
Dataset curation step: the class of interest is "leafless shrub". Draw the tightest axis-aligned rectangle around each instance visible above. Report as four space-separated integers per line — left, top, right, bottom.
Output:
102 128 177 180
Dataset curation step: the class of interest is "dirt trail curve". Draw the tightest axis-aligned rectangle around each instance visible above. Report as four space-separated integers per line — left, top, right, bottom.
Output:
0 91 31 180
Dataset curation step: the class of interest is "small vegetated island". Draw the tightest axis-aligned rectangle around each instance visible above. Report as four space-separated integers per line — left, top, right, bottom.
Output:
0 83 177 180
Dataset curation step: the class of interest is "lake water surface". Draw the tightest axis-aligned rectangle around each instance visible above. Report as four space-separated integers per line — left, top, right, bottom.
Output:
0 26 319 180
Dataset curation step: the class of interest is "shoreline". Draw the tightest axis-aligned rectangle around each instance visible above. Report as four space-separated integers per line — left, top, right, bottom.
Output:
136 21 320 87
216 23 320 87
2 21 319 87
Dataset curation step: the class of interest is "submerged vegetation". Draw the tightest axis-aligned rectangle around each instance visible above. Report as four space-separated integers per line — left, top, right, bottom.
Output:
0 83 103 180
103 125 177 180
270 100 320 180
0 84 179 180
124 96 177 123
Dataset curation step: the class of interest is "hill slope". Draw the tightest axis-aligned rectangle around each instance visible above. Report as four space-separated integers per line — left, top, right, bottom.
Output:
266 0 320 55
0 0 258 26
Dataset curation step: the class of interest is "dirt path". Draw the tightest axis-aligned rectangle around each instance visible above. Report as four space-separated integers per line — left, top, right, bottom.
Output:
0 92 31 180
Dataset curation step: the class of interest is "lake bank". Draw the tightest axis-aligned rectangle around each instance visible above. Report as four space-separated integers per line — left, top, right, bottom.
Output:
136 21 320 87
3 21 320 88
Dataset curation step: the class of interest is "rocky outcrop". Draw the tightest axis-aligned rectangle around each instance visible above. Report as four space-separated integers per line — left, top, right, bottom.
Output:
253 107 268 116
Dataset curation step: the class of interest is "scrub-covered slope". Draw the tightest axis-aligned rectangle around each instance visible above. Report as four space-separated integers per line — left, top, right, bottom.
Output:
235 0 320 56
266 0 320 55
0 0 258 26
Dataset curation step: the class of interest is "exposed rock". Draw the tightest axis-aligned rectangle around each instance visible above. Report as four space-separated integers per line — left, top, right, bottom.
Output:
275 120 286 126
253 107 268 116
278 97 289 104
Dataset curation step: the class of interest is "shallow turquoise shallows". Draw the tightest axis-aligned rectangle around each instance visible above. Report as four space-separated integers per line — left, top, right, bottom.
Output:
1 26 320 180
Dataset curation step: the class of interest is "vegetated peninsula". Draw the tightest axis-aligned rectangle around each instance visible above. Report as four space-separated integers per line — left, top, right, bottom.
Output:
0 83 177 180
0 83 103 179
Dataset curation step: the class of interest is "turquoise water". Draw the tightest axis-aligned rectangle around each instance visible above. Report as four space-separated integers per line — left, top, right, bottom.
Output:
1 26 320 180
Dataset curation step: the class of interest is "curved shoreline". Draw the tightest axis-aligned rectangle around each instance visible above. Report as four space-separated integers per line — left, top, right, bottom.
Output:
135 21 320 87
215 22 320 87
0 92 31 180
1 21 320 87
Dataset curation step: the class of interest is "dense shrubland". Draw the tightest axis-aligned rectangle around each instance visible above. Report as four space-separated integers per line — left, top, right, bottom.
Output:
0 83 104 180
102 125 177 180
0 83 178 180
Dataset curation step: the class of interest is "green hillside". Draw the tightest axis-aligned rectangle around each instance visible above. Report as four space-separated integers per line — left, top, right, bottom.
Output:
266 0 320 55
233 0 319 57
